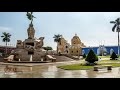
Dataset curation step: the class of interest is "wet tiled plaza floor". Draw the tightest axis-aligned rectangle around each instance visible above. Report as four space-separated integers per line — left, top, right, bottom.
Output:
0 61 120 78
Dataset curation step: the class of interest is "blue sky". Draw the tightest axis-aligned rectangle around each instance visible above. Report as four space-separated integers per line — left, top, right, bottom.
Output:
0 12 120 50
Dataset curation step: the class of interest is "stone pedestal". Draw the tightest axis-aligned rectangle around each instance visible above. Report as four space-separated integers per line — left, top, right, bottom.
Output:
27 23 35 39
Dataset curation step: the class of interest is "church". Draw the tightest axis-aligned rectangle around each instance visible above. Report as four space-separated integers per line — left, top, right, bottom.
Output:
57 34 119 56
57 34 86 56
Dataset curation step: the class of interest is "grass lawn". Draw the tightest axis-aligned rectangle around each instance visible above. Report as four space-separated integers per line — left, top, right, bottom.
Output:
58 60 120 70
98 55 120 58
98 55 110 58
99 60 120 63
58 64 93 70
100 63 120 67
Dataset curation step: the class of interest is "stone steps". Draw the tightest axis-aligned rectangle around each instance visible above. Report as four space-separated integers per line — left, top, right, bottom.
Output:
52 55 74 61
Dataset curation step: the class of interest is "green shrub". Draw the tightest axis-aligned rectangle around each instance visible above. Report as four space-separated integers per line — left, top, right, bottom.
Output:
83 53 86 58
110 52 118 60
85 49 98 65
43 46 53 51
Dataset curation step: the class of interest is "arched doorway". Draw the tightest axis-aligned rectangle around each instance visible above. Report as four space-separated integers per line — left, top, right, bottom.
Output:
110 49 114 55
82 50 85 55
97 46 107 56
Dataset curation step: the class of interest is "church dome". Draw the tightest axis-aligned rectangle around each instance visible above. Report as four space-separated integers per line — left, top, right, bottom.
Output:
73 34 80 39
71 34 81 45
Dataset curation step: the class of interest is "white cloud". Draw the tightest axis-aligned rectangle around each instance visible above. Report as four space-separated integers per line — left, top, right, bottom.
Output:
0 26 12 32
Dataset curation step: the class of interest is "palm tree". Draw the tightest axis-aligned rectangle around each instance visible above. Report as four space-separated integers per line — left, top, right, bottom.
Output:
110 18 120 56
53 34 62 53
1 32 11 55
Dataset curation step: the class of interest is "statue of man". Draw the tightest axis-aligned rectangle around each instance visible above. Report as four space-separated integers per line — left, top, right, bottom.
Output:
26 12 36 25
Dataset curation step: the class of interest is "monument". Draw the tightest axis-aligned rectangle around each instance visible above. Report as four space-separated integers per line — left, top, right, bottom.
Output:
11 12 47 61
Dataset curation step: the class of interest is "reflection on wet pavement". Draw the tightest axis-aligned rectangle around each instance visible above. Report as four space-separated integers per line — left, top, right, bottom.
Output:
1 62 120 78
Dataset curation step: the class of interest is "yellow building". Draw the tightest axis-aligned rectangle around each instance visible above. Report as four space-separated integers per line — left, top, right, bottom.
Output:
69 34 85 55
71 34 81 45
57 36 68 54
57 34 86 55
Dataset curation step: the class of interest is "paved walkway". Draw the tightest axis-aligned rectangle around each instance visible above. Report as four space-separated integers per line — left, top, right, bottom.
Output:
0 59 120 78
0 57 120 78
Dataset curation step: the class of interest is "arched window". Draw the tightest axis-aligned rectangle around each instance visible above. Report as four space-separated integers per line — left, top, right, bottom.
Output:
59 42 61 45
66 50 68 53
74 41 76 44
82 50 85 55
110 49 114 55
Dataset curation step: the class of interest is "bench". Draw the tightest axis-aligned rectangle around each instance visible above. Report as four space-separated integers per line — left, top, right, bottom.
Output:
94 65 112 71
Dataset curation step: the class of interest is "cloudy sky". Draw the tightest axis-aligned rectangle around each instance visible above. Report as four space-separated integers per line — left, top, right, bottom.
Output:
0 12 120 50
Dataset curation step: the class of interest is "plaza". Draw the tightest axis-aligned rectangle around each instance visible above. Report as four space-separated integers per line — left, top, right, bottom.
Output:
0 12 120 78
0 59 120 78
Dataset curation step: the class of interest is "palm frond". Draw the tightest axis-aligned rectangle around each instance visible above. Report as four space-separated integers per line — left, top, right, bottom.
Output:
2 38 6 42
110 21 116 24
7 38 10 42
112 24 117 32
33 16 36 18
53 34 62 42
1 32 11 43
116 18 119 23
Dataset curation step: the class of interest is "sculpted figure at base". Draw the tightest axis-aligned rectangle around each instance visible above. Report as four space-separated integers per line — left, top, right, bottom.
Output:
36 37 44 49
16 40 24 48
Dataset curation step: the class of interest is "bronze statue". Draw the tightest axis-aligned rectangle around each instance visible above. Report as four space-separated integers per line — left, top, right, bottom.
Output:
26 12 36 25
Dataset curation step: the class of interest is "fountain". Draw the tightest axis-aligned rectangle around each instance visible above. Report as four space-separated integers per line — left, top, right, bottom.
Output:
30 55 32 62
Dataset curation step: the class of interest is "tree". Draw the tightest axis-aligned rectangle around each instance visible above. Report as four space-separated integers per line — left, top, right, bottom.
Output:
110 18 120 56
1 32 11 55
83 53 86 58
43 46 53 51
110 52 118 60
53 34 62 53
85 49 98 65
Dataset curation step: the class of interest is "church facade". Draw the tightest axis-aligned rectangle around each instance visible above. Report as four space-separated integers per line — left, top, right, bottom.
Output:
57 34 86 56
